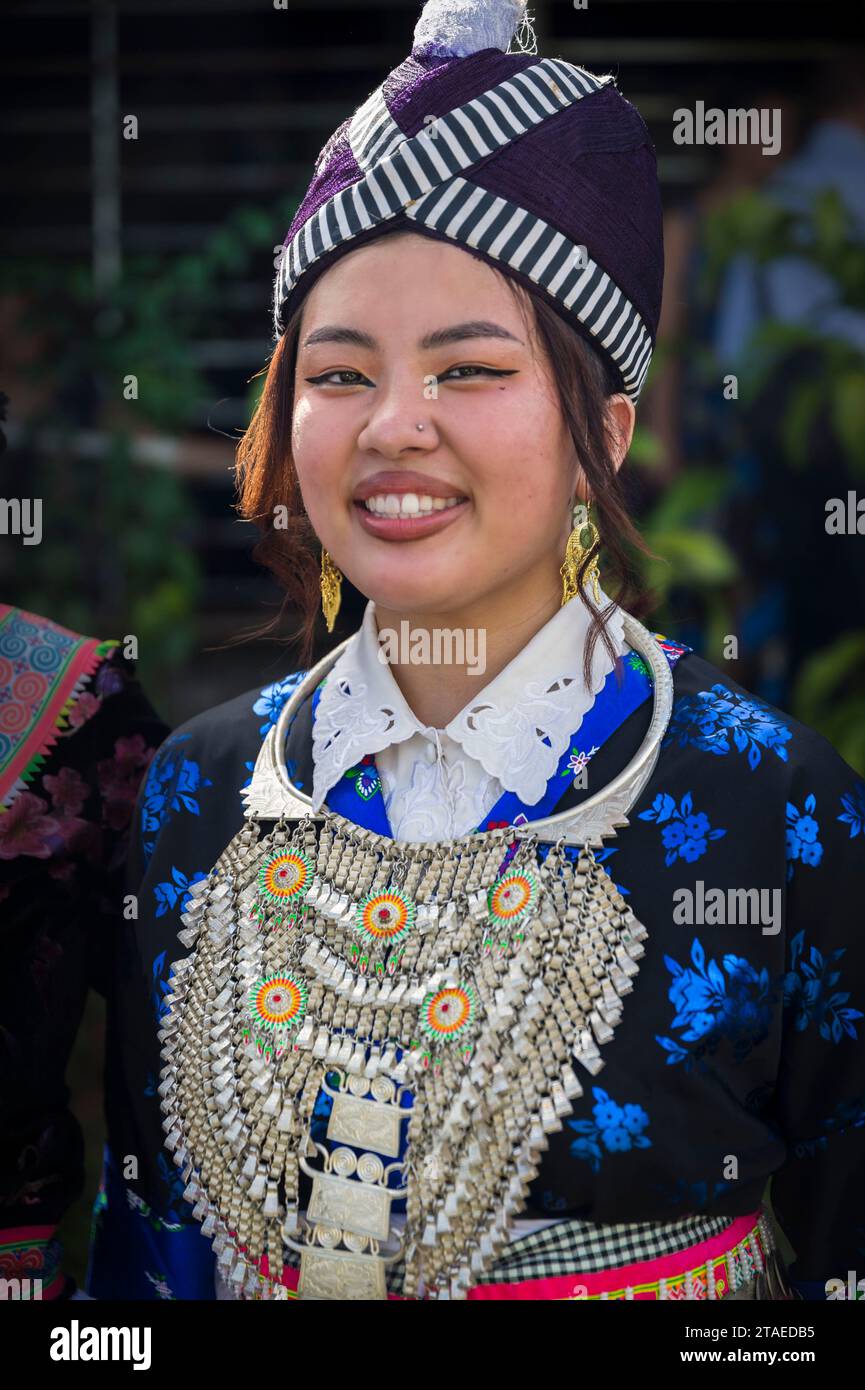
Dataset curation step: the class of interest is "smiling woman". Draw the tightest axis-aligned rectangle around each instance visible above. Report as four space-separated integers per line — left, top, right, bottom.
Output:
237 226 655 698
87 0 865 1305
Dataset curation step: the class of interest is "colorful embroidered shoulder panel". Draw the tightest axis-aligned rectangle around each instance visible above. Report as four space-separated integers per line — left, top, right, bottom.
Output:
0 605 119 812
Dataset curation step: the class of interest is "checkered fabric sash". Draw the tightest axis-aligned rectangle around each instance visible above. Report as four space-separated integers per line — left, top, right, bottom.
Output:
475 1212 733 1284
374 1210 735 1296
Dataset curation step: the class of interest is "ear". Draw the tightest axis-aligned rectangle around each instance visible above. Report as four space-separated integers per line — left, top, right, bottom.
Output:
568 393 637 505
604 394 636 473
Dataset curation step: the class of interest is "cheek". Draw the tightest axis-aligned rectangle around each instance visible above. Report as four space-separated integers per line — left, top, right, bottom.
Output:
468 466 568 580
467 394 569 518
290 397 344 496
290 395 319 468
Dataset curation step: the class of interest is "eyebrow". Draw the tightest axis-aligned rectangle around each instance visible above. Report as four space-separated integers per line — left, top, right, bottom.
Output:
301 320 525 351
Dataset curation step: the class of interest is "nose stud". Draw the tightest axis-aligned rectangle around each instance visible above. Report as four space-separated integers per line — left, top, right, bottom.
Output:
416 423 425 431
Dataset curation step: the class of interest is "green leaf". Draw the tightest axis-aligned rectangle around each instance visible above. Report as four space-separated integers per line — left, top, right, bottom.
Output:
627 426 664 469
831 370 865 476
790 631 865 727
643 468 729 531
811 189 851 261
781 380 823 470
644 529 737 587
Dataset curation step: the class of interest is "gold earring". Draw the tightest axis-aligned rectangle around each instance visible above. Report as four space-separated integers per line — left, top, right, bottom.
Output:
320 549 343 633
560 500 602 607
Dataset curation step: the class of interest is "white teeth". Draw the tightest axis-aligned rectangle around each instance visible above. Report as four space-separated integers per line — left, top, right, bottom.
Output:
362 493 464 516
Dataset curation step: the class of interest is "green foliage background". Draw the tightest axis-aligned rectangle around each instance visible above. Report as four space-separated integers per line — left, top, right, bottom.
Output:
3 197 297 711
627 186 865 773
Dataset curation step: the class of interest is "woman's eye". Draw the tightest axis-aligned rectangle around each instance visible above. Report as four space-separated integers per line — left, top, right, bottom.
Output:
440 365 514 381
305 370 367 386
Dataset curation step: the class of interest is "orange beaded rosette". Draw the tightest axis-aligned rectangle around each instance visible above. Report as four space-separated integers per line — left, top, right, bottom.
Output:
487 870 539 924
415 983 479 1069
247 974 308 1032
354 889 416 945
257 849 313 905
419 985 477 1042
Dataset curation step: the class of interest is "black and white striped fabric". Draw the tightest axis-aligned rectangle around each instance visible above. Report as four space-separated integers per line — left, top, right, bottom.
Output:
275 57 654 402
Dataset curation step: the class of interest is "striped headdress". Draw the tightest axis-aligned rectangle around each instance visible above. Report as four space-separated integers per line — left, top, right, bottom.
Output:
275 0 664 404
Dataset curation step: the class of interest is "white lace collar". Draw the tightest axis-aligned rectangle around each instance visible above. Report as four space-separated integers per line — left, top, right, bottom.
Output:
311 589 628 810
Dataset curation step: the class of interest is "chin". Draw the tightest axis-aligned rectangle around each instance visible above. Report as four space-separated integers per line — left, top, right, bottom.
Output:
362 574 475 617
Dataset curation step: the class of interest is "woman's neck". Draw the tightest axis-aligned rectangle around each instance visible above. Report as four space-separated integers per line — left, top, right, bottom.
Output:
372 583 562 729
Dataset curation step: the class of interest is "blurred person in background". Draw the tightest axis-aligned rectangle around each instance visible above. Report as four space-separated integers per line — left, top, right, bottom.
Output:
712 58 865 702
0 605 168 1299
645 60 865 707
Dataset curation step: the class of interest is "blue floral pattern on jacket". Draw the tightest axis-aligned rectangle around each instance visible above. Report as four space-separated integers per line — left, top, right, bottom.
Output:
656 938 777 1068
783 929 863 1043
567 1087 652 1172
786 794 823 880
838 781 865 839
662 684 792 770
637 790 727 866
140 734 213 865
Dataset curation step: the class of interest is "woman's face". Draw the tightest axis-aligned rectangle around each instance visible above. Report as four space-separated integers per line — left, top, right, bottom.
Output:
291 232 585 620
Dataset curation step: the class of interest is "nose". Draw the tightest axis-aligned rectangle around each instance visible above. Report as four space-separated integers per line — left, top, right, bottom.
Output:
356 369 439 459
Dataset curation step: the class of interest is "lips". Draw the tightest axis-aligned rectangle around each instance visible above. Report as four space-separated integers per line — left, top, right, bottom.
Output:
352 470 468 503
354 495 469 542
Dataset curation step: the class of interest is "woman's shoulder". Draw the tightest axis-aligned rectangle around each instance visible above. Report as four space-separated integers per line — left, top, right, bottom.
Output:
134 672 311 875
664 645 863 807
148 671 308 788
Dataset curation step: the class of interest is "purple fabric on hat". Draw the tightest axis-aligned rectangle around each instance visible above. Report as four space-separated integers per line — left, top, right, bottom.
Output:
464 89 663 341
384 49 534 131
281 49 548 256
283 120 362 248
276 40 664 397
382 52 462 121
283 52 467 248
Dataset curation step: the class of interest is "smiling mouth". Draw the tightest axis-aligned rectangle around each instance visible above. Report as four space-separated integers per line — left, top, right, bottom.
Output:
358 492 467 517
353 492 469 541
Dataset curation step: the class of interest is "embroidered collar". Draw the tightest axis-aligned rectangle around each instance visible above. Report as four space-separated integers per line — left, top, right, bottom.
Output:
311 590 628 811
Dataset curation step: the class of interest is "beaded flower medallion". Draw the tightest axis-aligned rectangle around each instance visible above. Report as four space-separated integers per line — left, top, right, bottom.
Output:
254 849 314 925
246 974 309 1055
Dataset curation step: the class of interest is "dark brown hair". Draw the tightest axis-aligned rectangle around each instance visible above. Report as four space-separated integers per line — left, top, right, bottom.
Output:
234 243 659 690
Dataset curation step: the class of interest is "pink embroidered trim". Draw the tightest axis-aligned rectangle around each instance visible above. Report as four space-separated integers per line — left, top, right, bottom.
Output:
0 604 117 811
0 1223 65 1298
0 1223 56 1242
